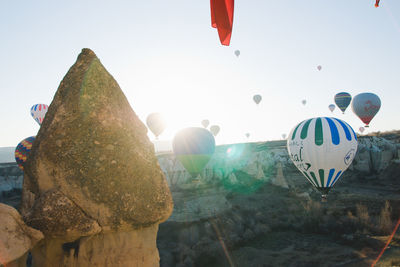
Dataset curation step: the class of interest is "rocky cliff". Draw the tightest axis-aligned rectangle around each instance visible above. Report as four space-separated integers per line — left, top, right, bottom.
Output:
2 135 399 214
1 135 400 266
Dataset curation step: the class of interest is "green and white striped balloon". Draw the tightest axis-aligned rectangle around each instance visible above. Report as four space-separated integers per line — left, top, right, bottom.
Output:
287 117 358 196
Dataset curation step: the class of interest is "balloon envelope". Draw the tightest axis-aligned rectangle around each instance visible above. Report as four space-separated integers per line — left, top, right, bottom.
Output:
334 92 352 113
234 50 240 57
287 117 358 197
328 104 335 112
351 93 381 127
282 134 287 139
245 133 250 138
253 95 262 105
30 104 48 125
15 136 35 170
201 119 210 128
302 99 307 106
210 125 220 137
359 127 365 133
146 113 166 138
172 127 215 177
317 65 322 71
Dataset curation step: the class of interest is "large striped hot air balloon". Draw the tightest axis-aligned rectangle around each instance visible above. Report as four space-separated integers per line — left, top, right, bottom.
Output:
15 136 36 170
334 92 352 113
287 117 358 200
30 104 48 125
173 127 215 178
351 93 381 128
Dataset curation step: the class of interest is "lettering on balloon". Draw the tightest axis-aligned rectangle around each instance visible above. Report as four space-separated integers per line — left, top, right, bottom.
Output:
363 100 379 112
289 141 312 171
344 149 355 165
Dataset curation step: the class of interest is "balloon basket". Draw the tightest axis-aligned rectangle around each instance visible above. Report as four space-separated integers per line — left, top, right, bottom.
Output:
321 194 328 203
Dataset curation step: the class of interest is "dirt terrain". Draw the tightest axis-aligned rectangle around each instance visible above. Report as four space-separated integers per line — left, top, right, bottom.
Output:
158 168 400 267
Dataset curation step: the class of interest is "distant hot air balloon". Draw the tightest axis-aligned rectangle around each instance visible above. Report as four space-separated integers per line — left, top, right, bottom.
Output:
287 117 358 201
173 127 215 178
328 104 335 113
210 125 220 137
351 93 381 127
282 134 287 140
317 65 322 71
30 104 48 125
201 119 210 128
253 95 262 105
334 92 352 114
359 127 365 133
245 133 250 138
15 136 35 171
234 50 240 57
302 99 307 106
146 113 166 139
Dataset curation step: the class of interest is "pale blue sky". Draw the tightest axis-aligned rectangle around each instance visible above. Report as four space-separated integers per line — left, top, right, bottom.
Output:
1 0 399 147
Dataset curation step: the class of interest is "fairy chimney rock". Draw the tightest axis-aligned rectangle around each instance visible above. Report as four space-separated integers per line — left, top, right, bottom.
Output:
23 48 173 238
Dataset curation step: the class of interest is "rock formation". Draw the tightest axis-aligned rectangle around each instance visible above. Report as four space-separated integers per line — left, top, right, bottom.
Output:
0 203 43 267
20 48 173 266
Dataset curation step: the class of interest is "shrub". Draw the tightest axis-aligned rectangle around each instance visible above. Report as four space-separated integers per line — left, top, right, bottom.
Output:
377 201 393 235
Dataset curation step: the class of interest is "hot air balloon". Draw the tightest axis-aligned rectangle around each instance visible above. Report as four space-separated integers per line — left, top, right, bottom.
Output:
234 50 240 57
201 119 210 128
210 0 234 46
375 0 380 7
173 127 215 178
15 136 35 170
30 104 48 125
245 133 250 138
210 125 220 137
302 99 307 106
253 95 262 105
351 93 381 127
334 92 352 114
317 65 322 71
328 104 335 113
359 127 365 133
146 113 166 139
282 134 287 140
287 117 358 201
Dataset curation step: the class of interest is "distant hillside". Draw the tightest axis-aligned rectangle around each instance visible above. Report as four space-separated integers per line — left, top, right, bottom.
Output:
0 147 15 163
363 130 400 143
0 140 173 163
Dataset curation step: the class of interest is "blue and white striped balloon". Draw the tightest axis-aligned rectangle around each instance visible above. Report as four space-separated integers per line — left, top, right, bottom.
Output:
287 117 358 197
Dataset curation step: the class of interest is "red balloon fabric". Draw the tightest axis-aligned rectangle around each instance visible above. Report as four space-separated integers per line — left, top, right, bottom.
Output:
375 0 380 7
210 0 234 46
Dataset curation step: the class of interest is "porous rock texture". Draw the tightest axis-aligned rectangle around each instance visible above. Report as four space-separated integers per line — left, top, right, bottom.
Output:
0 203 43 267
21 48 173 266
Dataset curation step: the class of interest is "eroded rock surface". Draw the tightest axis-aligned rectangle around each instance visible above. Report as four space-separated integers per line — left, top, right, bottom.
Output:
20 48 173 266
23 48 173 233
0 203 43 267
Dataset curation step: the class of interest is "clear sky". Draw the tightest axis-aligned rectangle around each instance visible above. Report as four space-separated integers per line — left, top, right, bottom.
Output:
1 0 399 147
